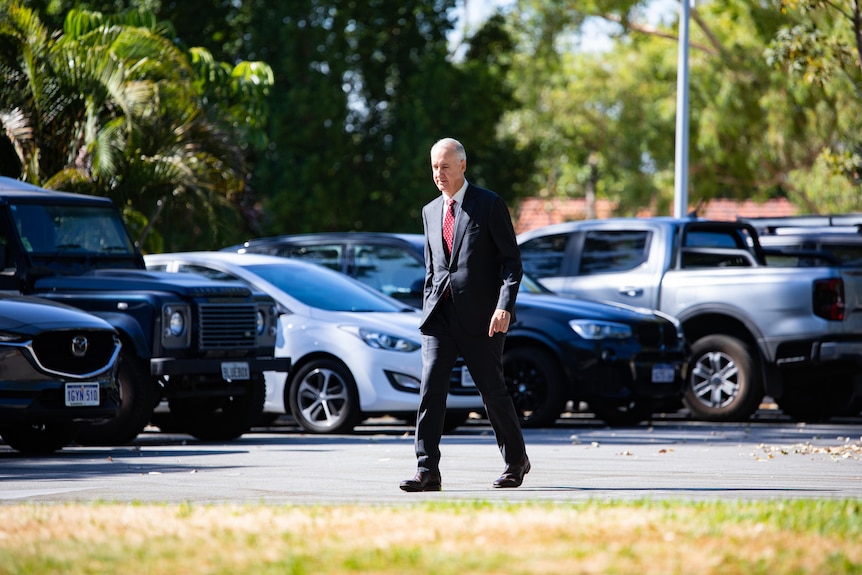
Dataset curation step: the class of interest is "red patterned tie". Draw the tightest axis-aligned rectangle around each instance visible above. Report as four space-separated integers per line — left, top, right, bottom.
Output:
443 198 455 257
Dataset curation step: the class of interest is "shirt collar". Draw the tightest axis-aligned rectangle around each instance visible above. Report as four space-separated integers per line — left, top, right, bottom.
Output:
443 179 468 205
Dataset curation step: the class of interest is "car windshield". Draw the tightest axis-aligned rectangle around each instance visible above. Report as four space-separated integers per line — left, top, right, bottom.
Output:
246 263 410 312
520 273 552 294
11 203 136 255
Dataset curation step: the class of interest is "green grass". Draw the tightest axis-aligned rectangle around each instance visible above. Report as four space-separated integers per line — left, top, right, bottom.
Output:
0 499 860 574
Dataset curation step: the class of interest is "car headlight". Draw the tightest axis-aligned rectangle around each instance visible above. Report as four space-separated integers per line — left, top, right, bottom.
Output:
168 309 185 337
0 331 26 343
161 304 191 349
570 319 632 340
341 326 420 352
256 308 266 335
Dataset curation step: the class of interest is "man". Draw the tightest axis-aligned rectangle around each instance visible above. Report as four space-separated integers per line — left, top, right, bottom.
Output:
400 138 529 492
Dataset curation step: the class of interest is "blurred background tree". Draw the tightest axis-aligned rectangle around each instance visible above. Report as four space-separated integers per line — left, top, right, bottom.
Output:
0 1 274 251
500 0 862 216
3 0 860 253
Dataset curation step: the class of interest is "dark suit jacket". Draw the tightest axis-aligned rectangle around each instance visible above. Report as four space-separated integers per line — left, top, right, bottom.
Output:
420 183 522 335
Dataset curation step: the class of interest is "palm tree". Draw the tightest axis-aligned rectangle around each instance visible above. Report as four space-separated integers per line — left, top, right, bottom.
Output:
0 3 273 251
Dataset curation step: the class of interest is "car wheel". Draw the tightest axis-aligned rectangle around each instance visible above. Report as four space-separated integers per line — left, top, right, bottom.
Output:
589 398 655 427
288 359 361 433
775 373 856 422
173 374 267 441
76 349 158 446
684 334 763 421
503 346 566 428
0 422 81 454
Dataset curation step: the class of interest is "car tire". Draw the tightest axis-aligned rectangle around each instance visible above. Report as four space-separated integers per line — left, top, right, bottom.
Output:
503 346 566 428
76 348 158 446
288 359 361 433
684 334 763 421
174 374 267 441
0 422 81 454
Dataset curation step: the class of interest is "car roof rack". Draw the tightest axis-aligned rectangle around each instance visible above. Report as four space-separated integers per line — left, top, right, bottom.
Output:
738 215 862 235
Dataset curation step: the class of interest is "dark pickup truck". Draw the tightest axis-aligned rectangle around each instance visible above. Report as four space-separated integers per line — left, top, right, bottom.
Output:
0 177 288 444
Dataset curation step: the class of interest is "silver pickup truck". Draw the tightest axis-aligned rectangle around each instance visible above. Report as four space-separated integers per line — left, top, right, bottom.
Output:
518 217 862 421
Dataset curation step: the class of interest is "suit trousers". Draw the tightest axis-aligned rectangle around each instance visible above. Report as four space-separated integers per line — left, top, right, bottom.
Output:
414 297 527 473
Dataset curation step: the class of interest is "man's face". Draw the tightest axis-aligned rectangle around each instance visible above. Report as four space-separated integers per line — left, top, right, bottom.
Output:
431 144 466 196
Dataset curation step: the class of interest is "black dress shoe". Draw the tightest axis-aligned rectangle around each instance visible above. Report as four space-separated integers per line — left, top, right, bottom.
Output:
400 470 442 492
493 457 531 488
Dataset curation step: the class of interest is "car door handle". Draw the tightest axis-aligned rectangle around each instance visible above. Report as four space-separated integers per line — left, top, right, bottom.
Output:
619 287 643 297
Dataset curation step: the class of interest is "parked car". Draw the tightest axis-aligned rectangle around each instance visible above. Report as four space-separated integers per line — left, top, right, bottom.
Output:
516 217 862 422
0 176 285 446
224 232 426 307
222 233 689 426
144 252 485 433
0 294 121 453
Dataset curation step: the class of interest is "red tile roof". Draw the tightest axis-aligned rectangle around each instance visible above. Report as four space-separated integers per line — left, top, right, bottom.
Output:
514 197 797 234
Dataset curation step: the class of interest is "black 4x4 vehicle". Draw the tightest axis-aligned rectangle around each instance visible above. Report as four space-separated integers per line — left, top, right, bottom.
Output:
0 177 288 445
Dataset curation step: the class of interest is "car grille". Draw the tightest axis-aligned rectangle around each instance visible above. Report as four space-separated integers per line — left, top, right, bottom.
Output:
636 320 680 349
198 303 258 349
31 330 119 376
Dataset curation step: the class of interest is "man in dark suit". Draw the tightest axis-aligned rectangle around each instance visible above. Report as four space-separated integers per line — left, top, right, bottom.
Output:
400 138 529 492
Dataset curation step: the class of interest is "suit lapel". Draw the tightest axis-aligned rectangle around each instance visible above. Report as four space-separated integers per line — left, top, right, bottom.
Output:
451 186 472 258
428 196 447 261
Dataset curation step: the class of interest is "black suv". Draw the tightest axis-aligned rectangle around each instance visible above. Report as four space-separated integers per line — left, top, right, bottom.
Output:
0 177 289 445
224 232 688 426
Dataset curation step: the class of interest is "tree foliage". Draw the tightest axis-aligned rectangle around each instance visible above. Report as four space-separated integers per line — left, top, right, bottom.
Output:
501 0 862 215
6 0 861 243
0 1 274 251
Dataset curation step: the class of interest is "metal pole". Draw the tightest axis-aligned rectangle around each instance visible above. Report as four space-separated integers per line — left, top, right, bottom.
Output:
673 0 691 218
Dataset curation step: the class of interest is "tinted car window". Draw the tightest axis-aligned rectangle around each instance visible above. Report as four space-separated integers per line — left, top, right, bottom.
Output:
684 229 750 249
520 233 569 279
352 243 424 300
11 204 134 254
580 230 650 274
275 244 342 272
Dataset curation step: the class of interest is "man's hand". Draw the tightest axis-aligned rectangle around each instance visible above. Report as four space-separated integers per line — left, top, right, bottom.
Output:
489 309 511 336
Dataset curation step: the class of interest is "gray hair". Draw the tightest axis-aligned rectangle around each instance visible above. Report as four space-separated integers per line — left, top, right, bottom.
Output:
431 138 466 161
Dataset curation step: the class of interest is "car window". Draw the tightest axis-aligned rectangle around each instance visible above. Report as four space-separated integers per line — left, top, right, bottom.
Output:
684 228 750 249
247 263 408 312
11 204 135 255
762 238 862 267
520 233 569 279
352 244 424 300
275 244 342 272
823 243 862 267
176 264 238 282
580 230 650 274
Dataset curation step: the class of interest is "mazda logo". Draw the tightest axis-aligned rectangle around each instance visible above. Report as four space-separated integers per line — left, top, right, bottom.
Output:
71 335 89 357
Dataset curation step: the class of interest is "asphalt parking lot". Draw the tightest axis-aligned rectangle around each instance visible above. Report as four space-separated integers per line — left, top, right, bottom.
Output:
2 409 861 505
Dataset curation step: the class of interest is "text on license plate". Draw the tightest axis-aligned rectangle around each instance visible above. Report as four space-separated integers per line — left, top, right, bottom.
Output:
65 382 100 407
221 361 250 381
651 364 676 383
461 366 476 387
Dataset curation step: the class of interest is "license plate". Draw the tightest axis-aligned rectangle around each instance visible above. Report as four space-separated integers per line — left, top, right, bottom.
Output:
651 364 676 383
221 362 250 381
461 366 476 387
65 383 100 407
